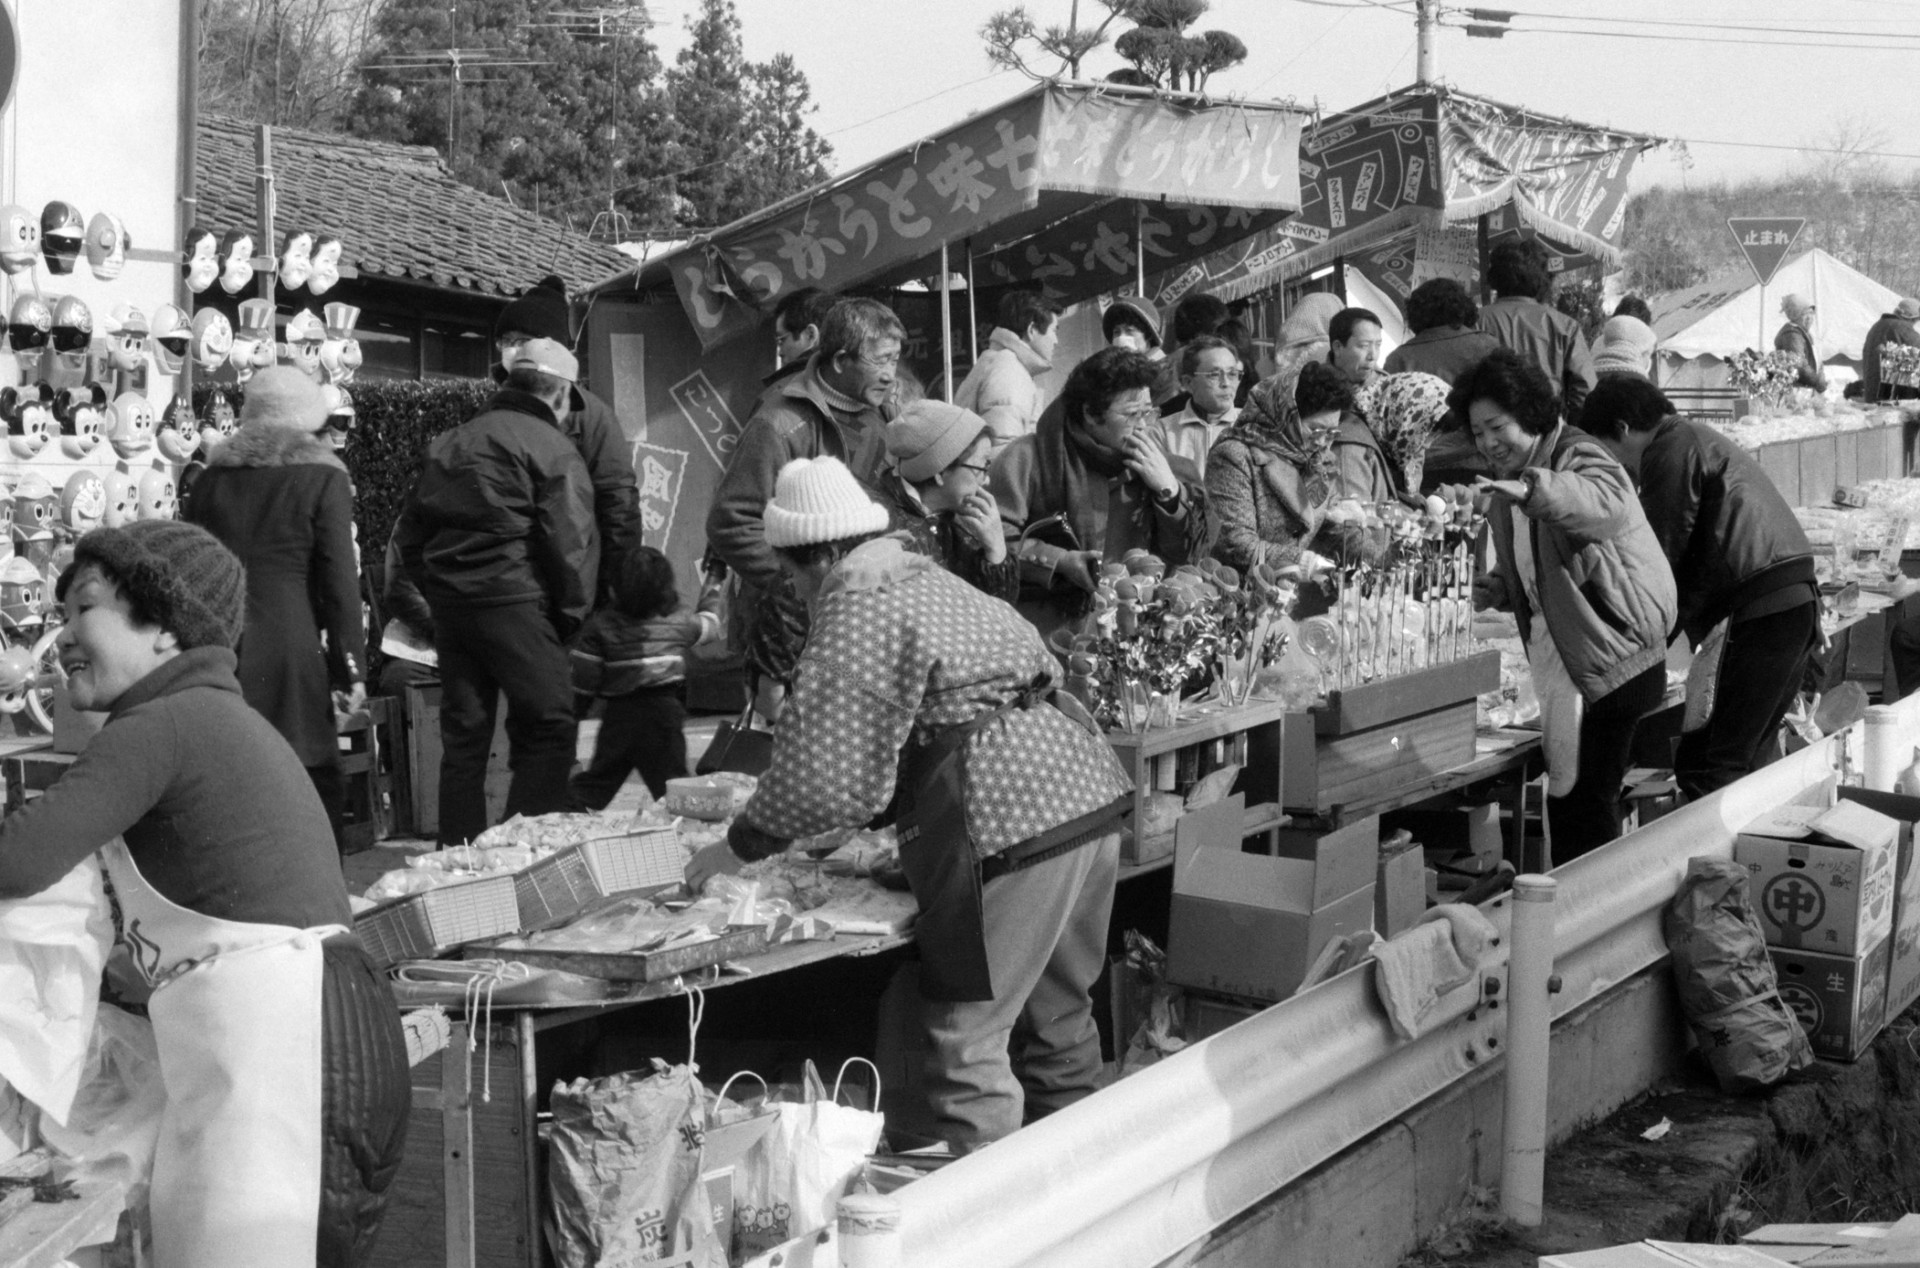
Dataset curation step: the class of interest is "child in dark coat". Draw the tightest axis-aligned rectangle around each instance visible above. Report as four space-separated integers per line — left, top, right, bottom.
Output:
569 547 722 807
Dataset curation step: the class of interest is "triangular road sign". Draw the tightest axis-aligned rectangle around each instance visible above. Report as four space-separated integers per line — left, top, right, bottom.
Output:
1727 217 1807 288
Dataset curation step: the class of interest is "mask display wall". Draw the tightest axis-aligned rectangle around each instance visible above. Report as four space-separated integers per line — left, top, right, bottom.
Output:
39 202 84 276
85 211 129 281
183 225 218 293
55 384 106 459
156 397 201 463
199 390 237 452
137 468 177 521
60 472 106 536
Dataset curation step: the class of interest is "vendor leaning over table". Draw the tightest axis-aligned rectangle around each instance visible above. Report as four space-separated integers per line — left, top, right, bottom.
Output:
990 346 1211 642
683 457 1132 1154
1461 349 1678 862
0 522 409 1268
1578 376 1820 801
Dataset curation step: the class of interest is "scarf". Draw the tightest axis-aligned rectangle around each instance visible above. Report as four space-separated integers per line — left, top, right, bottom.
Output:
1031 399 1142 550
1363 371 1451 490
1223 373 1336 535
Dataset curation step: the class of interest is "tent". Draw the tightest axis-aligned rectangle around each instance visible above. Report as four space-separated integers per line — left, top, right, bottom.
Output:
579 81 1310 606
1148 84 1661 317
1648 248 1905 390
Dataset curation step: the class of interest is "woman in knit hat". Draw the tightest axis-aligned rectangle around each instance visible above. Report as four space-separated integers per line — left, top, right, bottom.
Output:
184 365 366 848
0 521 409 1267
876 399 1019 601
1591 314 1658 382
684 456 1131 1154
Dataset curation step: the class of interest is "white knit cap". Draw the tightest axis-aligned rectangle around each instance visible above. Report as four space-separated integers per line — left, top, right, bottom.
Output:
763 457 889 548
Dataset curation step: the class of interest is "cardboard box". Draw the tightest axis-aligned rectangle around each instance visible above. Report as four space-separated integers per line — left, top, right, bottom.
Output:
1186 992 1263 1042
1746 1216 1920 1267
1269 814 1379 907
1374 831 1426 939
1839 789 1920 1022
51 683 105 754
1771 937 1892 1062
1538 1242 1797 1267
1735 801 1898 954
1166 796 1376 1003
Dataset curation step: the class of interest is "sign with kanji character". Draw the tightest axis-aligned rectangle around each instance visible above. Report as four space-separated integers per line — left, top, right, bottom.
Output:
1727 217 1807 287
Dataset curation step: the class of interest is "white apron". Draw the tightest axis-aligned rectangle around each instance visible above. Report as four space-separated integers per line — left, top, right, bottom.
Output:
101 838 338 1268
1512 512 1585 796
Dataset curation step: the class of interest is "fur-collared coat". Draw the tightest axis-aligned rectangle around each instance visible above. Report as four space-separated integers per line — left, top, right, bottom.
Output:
185 422 366 767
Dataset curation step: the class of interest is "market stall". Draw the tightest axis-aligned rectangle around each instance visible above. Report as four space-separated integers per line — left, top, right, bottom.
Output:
578 80 1311 592
1146 83 1661 322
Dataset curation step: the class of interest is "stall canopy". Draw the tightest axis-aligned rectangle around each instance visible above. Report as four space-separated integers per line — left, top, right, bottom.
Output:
1649 247 1904 389
588 81 1310 350
1149 84 1661 309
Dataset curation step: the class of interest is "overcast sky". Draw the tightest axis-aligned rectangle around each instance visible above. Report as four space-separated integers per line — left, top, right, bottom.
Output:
649 0 1920 193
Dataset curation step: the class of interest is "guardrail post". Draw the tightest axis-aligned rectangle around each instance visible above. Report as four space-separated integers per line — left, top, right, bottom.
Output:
1501 874 1558 1228
840 1192 903 1268
1864 704 1902 791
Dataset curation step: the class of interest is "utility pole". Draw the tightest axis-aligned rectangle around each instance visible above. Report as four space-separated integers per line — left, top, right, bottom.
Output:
1415 0 1436 84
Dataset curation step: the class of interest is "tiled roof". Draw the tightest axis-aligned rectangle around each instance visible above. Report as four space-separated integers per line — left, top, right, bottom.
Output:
194 114 632 300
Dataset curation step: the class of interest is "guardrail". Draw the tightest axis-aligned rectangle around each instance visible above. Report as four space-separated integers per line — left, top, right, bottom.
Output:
895 704 1907 1268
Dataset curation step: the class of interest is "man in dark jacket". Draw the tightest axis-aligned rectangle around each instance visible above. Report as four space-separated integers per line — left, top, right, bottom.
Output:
396 339 600 845
1581 377 1819 799
764 286 834 396
1861 298 1920 402
1478 240 1597 415
493 275 642 607
706 296 900 716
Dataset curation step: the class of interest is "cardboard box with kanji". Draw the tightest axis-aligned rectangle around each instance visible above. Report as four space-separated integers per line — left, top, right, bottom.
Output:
1734 801 1897 955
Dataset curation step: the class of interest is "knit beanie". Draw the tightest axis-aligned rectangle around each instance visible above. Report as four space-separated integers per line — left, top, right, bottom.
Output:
238 365 328 432
1780 293 1814 325
68 520 247 650
886 400 988 482
1592 315 1658 378
506 336 579 384
762 457 889 549
1279 292 1345 351
1897 298 1920 321
1103 295 1162 348
495 274 573 346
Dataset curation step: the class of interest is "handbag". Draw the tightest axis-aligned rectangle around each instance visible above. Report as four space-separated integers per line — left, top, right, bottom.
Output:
697 697 775 776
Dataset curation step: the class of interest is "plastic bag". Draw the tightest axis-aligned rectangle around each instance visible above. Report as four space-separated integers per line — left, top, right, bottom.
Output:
1663 858 1813 1092
38 1004 166 1243
0 855 112 1124
732 1060 885 1262
547 1060 728 1268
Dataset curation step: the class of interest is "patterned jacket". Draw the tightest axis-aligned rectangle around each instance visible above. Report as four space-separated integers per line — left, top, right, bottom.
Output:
735 538 1131 861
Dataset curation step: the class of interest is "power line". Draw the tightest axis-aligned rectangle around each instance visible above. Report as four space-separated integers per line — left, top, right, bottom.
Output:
1468 5 1920 38
1456 23 1920 52
1252 7 1361 92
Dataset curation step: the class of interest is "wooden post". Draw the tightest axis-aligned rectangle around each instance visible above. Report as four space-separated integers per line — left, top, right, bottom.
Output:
940 241 954 403
443 1021 476 1268
255 125 276 311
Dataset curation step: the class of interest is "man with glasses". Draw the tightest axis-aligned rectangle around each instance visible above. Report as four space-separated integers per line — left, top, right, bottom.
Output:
707 297 904 716
493 274 641 608
1159 335 1241 476
991 347 1212 640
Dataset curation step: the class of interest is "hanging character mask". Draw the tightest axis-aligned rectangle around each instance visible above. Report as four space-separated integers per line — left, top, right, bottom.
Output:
182 225 218 293
156 397 201 463
86 211 130 281
55 384 106 458
137 468 177 521
190 309 233 372
283 309 325 378
199 389 237 452
0 206 39 276
39 203 84 276
6 295 51 369
279 230 315 291
107 303 149 375
319 303 362 384
109 393 155 460
49 296 93 369
0 558 46 634
217 230 255 295
60 472 107 537
308 236 343 295
100 468 137 529
1 385 53 458
148 304 190 375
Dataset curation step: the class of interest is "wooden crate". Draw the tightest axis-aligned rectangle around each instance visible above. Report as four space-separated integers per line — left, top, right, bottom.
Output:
405 683 512 840
338 696 403 852
1105 697 1288 864
372 1020 539 1268
1310 651 1499 736
1282 700 1480 815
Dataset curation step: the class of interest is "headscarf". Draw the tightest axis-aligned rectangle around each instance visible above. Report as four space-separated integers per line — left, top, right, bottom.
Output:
1361 372 1451 491
1225 371 1337 525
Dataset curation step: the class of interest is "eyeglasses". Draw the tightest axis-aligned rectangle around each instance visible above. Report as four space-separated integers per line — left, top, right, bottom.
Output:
1107 405 1160 426
1191 369 1243 385
953 461 992 475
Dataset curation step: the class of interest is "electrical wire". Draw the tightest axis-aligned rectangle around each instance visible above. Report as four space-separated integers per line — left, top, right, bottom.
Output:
1451 23 1920 52
1465 6 1920 39
1250 7 1361 93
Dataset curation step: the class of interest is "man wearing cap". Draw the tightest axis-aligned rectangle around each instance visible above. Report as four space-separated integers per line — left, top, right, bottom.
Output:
396 337 599 846
1862 298 1920 402
493 275 641 605
1593 315 1658 383
707 297 902 716
876 399 1019 601
1774 294 1829 393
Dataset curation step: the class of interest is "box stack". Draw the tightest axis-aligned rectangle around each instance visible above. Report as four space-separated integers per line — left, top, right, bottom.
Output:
1734 799 1899 1061
1166 796 1378 1004
1838 789 1920 1024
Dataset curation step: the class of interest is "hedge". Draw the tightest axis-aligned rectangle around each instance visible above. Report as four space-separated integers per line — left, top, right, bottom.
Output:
193 378 495 566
